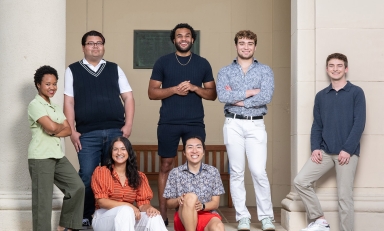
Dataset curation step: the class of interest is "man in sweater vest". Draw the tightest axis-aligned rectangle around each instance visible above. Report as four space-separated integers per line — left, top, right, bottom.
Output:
64 30 135 227
148 23 217 225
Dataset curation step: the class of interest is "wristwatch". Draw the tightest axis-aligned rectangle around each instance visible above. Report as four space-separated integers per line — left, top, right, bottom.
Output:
202 203 205 211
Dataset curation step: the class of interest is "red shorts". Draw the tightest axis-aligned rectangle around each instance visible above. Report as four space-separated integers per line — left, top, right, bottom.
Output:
174 210 222 231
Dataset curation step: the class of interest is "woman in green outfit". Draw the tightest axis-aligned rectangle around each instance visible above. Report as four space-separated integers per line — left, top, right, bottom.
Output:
27 65 84 231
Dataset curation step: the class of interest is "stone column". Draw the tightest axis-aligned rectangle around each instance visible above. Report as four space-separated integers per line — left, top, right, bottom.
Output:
0 0 66 230
280 1 316 230
282 0 384 230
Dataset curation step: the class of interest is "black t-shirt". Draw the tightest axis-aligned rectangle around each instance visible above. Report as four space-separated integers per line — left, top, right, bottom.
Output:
150 53 214 126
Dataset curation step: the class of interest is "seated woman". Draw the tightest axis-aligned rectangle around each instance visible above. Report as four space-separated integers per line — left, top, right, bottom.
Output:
163 136 226 231
91 136 167 231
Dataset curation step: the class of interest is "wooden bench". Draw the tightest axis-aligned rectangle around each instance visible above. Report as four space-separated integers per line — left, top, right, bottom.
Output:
133 145 233 208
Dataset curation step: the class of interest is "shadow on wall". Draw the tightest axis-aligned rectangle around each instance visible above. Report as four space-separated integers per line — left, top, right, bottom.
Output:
12 83 36 226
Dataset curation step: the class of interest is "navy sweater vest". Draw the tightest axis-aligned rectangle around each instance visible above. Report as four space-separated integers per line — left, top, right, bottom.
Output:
69 60 125 133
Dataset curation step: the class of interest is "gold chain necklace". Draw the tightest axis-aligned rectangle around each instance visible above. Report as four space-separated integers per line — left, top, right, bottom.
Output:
175 52 192 66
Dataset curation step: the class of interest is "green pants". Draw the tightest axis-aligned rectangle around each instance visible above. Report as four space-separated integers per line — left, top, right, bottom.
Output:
28 157 85 231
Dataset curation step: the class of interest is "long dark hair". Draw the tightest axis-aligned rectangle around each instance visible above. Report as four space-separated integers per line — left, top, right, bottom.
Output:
105 137 141 189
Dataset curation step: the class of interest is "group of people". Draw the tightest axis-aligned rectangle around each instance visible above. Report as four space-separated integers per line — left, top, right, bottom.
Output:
27 22 365 231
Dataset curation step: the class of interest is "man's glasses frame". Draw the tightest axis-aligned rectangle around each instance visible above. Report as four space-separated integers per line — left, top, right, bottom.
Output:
85 42 104 47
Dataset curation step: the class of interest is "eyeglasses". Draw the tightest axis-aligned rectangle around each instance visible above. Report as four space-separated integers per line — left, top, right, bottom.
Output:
85 42 104 47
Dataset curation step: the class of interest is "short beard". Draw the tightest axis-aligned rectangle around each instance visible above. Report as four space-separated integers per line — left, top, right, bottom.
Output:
175 42 193 54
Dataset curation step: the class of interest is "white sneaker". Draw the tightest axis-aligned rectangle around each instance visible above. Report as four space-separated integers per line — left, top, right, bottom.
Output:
261 217 275 230
237 217 251 230
301 221 330 231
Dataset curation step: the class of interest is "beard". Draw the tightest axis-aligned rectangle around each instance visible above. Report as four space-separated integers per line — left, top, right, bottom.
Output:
175 41 193 53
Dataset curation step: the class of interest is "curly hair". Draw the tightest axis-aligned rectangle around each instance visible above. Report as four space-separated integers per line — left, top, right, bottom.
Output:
104 137 141 189
234 30 257 45
170 23 197 42
81 30 105 46
326 53 348 68
34 65 58 90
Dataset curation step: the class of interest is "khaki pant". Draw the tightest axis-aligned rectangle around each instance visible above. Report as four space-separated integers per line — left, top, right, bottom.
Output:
293 151 358 231
28 157 85 231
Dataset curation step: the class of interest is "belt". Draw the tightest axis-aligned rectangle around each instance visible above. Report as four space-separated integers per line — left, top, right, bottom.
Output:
225 112 263 120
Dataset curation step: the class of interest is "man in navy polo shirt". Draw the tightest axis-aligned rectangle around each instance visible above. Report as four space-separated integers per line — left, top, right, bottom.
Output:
294 53 366 231
148 23 217 224
64 30 135 227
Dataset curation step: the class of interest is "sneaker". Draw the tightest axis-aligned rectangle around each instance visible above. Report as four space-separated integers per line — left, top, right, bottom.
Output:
301 221 330 231
82 218 91 228
261 217 275 230
237 217 251 230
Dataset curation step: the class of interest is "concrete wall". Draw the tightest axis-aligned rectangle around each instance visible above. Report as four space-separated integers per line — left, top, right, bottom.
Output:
282 0 384 230
65 0 291 207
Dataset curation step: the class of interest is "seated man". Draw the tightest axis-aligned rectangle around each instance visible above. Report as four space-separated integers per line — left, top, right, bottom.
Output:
163 136 225 231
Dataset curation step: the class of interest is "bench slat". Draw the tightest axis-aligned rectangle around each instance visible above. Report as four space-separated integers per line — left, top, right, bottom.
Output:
132 144 232 207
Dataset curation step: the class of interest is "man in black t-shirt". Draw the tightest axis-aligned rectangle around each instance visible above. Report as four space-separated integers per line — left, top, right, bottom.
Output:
148 23 217 225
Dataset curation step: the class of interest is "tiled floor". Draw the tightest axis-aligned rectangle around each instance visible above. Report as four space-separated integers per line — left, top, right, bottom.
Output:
166 207 286 231
84 207 286 231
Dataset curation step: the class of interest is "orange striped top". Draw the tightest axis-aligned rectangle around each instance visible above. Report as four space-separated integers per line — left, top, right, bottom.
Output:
91 166 153 209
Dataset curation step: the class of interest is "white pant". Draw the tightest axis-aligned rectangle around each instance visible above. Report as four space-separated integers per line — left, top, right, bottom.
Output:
92 205 168 231
223 118 274 221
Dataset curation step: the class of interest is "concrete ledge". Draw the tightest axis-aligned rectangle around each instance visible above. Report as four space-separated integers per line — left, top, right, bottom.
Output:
0 191 63 210
281 191 384 231
0 210 61 231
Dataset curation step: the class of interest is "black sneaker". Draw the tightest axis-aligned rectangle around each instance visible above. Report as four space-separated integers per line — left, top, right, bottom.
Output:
82 218 92 229
164 218 169 226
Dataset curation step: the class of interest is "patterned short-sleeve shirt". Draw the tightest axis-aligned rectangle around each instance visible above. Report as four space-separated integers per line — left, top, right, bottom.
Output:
163 162 225 205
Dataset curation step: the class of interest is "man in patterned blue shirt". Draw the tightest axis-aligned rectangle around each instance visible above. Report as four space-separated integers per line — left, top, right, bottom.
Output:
217 30 275 231
163 136 225 231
